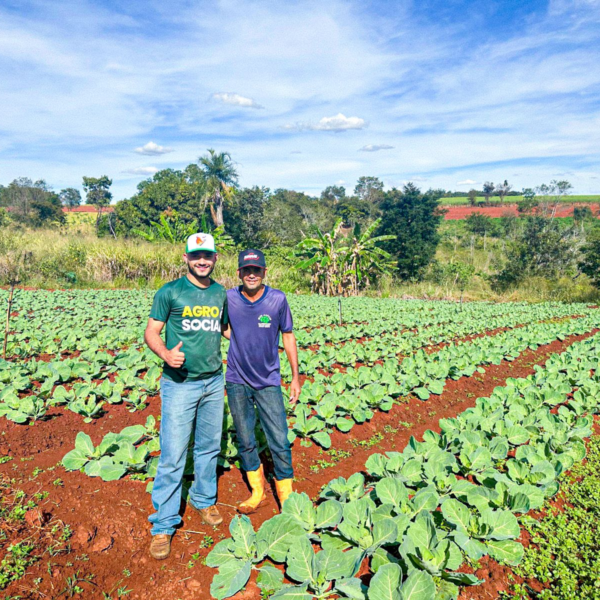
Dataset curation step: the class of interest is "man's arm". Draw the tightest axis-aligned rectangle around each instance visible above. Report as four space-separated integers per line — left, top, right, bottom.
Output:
282 331 301 404
144 318 185 369
221 323 231 340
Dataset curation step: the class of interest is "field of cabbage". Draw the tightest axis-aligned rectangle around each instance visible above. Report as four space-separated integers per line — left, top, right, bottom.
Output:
1 288 599 600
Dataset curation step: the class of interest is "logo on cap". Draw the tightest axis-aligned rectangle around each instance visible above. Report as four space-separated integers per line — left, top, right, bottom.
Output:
244 254 259 261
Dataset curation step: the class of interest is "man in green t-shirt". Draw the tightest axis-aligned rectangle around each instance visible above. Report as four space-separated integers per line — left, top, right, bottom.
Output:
144 232 229 560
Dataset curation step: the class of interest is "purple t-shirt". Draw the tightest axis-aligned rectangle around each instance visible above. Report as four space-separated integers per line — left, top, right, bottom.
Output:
226 286 293 389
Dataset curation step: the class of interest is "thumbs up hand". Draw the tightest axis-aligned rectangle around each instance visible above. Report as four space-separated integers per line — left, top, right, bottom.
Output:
165 341 186 369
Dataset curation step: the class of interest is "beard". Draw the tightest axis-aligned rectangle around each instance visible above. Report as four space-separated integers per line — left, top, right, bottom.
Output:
187 261 215 279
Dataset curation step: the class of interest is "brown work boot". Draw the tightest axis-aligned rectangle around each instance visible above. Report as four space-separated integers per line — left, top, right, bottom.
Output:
149 534 172 560
197 504 223 526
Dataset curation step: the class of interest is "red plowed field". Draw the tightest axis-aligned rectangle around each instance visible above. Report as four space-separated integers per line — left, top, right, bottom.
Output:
442 203 600 220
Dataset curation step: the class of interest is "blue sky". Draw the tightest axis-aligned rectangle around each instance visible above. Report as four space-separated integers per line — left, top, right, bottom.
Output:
1 0 599 200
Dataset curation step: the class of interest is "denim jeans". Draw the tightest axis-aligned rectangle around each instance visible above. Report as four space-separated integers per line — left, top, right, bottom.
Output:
149 374 224 536
226 383 293 481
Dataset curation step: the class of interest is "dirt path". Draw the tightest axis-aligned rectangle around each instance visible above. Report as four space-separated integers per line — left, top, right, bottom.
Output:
0 330 597 600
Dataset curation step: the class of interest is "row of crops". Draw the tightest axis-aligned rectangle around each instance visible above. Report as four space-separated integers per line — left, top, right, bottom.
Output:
2 289 600 599
207 333 600 599
54 311 600 484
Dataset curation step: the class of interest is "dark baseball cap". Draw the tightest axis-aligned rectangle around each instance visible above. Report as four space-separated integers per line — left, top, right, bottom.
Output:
238 249 266 269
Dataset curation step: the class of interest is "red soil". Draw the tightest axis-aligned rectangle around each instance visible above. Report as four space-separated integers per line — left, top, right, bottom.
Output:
442 203 600 220
0 330 596 599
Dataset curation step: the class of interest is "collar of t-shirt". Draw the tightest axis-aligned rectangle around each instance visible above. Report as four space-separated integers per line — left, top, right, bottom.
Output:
237 285 270 306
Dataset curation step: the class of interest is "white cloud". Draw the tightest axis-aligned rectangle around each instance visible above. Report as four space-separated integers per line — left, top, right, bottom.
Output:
284 113 367 132
122 166 159 175
290 150 302 154
456 179 477 185
211 92 264 109
359 144 395 152
134 142 173 156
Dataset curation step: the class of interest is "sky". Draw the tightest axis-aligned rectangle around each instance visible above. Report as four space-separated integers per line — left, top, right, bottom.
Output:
0 0 599 201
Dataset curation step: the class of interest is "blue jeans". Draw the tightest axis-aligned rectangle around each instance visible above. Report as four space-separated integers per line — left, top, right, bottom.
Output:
226 383 293 481
149 374 224 536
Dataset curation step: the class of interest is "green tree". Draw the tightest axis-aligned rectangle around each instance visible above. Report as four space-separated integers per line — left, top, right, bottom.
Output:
320 185 346 204
82 176 112 234
0 178 64 227
465 213 498 237
467 189 478 206
519 188 538 214
199 149 238 227
492 216 580 291
224 186 272 248
265 189 333 245
59 188 82 210
114 166 206 235
496 179 512 203
579 230 600 289
376 184 444 280
354 176 383 203
482 181 495 203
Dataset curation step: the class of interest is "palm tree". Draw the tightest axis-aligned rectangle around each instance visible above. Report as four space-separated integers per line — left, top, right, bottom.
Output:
198 149 238 227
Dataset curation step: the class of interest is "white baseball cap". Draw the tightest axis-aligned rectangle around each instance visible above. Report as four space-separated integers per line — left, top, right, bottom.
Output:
186 232 216 254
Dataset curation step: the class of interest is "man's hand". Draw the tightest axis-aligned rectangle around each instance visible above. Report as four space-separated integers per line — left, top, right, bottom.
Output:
164 341 185 369
289 376 302 406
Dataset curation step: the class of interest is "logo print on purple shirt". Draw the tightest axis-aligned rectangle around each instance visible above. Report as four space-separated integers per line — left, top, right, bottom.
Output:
258 314 272 328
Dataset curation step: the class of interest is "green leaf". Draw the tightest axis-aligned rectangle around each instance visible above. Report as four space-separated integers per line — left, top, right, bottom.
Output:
482 509 520 541
506 425 530 446
206 539 235 568
441 499 471 532
434 581 459 600
376 478 408 507
368 563 402 600
256 565 284 593
286 535 315 584
256 514 306 562
400 570 436 600
210 559 252 600
316 547 359 581
283 492 316 531
335 577 367 599
62 448 88 471
229 515 256 560
486 539 524 566
98 456 127 481
74 432 94 456
441 572 482 586
414 387 430 400
271 584 312 599
315 500 343 530
312 431 332 449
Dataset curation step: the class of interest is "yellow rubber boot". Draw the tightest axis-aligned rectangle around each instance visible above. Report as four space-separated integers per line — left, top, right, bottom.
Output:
275 478 294 509
238 465 267 514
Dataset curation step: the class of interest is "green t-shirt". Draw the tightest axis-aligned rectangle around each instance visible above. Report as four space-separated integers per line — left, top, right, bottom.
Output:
149 276 229 382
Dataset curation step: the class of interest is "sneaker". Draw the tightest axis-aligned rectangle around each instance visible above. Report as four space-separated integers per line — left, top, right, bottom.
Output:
197 504 223 526
149 533 172 560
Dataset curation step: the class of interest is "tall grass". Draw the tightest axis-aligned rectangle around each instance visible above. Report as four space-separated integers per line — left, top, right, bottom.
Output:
1 226 598 303
0 227 308 292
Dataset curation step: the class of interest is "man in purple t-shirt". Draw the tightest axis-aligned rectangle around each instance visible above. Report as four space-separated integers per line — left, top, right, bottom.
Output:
224 249 301 514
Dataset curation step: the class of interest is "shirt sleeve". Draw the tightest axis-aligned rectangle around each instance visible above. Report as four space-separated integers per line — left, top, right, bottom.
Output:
149 285 171 323
221 292 229 326
279 295 293 332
